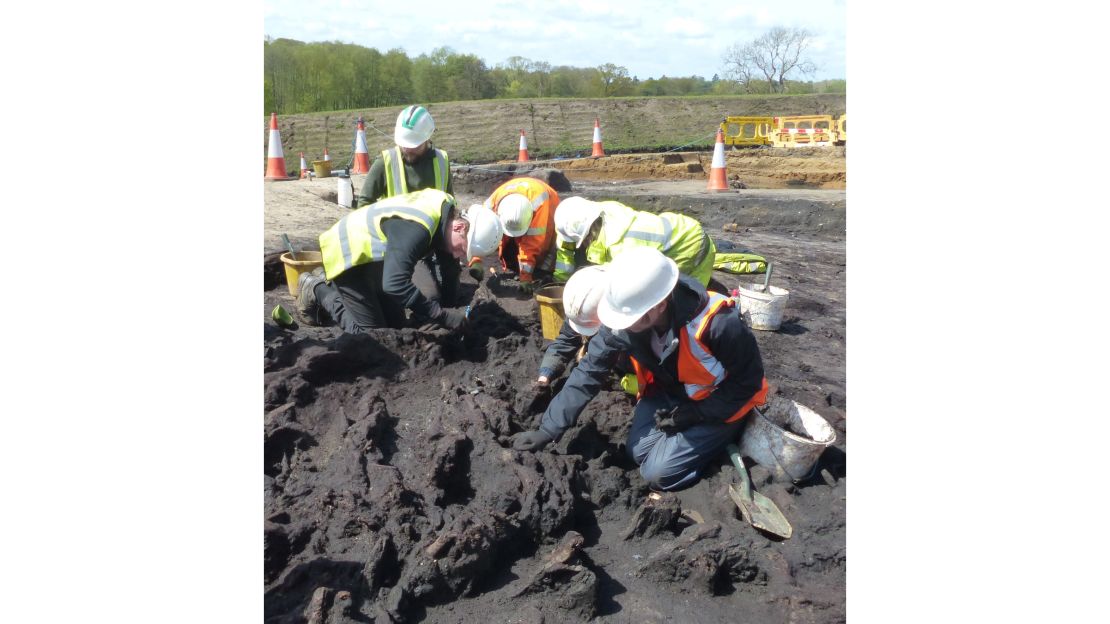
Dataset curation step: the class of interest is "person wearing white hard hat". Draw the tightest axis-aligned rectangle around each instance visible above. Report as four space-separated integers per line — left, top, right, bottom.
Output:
512 247 769 492
534 265 609 387
551 196 716 286
296 189 503 332
356 105 452 208
467 177 560 294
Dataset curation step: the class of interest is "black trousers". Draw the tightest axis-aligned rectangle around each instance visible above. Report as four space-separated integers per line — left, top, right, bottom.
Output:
316 262 406 332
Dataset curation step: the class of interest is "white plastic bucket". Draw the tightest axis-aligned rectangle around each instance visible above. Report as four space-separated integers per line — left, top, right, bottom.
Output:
337 177 354 208
734 283 789 331
739 396 836 482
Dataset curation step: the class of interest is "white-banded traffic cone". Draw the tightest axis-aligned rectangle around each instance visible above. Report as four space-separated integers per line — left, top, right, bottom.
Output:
299 152 309 179
351 116 370 174
265 112 291 180
707 128 729 191
518 129 530 162
591 118 605 158
323 147 330 161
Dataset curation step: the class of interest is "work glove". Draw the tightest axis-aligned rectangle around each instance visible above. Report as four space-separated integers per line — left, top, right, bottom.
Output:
468 264 485 282
439 307 469 330
518 280 535 295
654 403 705 436
512 429 555 452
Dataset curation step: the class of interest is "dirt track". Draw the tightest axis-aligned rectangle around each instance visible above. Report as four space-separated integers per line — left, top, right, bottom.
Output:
264 149 846 623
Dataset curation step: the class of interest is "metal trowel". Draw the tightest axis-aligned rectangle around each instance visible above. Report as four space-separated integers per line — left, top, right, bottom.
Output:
726 443 792 539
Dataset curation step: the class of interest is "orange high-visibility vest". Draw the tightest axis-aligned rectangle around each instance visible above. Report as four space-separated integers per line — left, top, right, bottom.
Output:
474 178 559 282
631 292 769 423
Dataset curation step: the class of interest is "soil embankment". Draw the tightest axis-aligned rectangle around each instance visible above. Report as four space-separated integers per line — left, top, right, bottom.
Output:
266 94 846 166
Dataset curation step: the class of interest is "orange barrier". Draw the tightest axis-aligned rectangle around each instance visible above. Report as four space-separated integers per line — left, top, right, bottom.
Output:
351 116 370 174
264 112 291 180
518 129 530 162
707 128 729 191
591 118 605 157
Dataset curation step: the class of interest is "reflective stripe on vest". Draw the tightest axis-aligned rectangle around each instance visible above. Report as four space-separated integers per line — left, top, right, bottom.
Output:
622 212 674 250
677 293 734 399
382 147 450 197
525 191 549 236
631 292 737 401
319 190 445 279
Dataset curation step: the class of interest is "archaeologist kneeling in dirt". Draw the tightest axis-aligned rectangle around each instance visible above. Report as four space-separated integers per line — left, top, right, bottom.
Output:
357 105 451 207
467 177 560 294
296 188 503 332
552 196 716 285
535 197 717 387
512 247 769 491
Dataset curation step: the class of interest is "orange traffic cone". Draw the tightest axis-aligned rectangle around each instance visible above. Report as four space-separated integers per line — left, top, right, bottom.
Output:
591 118 605 158
323 147 330 162
707 128 729 191
299 152 309 179
351 116 371 174
518 129 530 162
265 112 291 180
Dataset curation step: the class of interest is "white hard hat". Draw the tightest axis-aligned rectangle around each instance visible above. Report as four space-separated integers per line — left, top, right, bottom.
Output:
553 196 602 248
597 247 679 330
562 265 610 336
463 204 504 258
496 193 533 237
394 105 435 148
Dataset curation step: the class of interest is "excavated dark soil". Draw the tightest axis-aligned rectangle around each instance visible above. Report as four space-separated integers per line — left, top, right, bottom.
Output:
263 163 846 623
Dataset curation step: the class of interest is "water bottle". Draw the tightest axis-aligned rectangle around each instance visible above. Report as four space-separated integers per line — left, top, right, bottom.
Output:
337 174 353 208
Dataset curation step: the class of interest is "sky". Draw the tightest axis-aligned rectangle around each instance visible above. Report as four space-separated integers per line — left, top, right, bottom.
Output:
264 0 846 81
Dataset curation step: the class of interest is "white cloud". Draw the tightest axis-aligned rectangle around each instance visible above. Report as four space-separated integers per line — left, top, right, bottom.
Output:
264 0 846 79
664 17 709 37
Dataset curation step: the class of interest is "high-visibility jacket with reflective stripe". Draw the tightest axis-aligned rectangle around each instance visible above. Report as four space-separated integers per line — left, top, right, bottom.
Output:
553 202 715 285
478 178 559 282
630 292 769 423
319 189 449 280
382 147 450 197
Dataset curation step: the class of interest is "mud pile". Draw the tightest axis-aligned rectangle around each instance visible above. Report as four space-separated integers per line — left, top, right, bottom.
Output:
265 246 845 624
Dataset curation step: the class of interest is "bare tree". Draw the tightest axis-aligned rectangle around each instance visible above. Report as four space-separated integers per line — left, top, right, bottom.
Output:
722 27 817 93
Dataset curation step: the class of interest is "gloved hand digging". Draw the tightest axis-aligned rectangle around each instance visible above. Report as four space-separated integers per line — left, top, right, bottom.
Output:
654 403 704 435
439 307 468 330
467 264 485 282
518 280 535 295
512 429 554 451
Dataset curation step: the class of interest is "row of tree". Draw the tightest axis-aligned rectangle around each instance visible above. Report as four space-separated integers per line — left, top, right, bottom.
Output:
264 30 844 115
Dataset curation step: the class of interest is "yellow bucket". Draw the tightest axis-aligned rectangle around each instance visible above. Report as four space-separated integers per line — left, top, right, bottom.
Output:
534 285 565 340
280 251 323 297
312 160 331 178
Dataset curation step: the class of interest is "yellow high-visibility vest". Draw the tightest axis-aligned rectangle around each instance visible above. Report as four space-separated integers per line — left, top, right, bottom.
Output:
319 189 452 279
382 147 449 197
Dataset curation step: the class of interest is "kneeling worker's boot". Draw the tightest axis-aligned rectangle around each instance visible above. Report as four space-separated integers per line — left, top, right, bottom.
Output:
295 267 326 326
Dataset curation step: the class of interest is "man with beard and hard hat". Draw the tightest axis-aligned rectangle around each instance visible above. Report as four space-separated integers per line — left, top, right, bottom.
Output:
512 247 769 492
296 189 503 333
357 105 451 207
468 177 560 294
